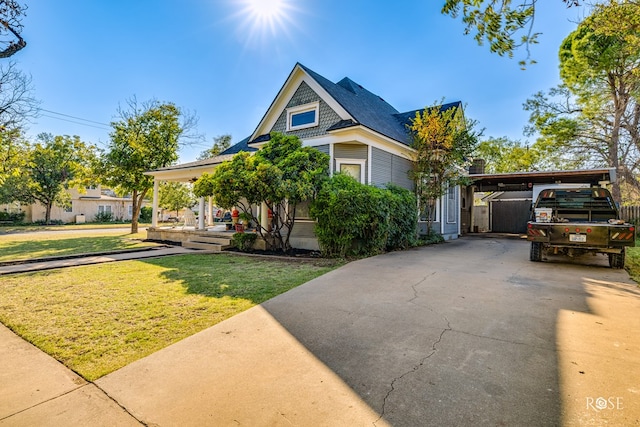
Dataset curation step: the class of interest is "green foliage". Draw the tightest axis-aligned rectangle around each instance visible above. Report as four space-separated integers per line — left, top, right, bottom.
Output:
0 128 30 204
409 102 479 234
311 174 417 258
195 132 329 252
15 134 95 225
197 134 232 160
442 0 580 67
98 98 185 233
525 1 640 203
139 206 153 223
0 210 24 223
159 182 195 215
232 232 257 252
93 210 114 223
385 184 419 251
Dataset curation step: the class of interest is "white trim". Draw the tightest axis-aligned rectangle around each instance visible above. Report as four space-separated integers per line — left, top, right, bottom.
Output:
329 143 334 175
367 145 372 185
286 101 319 131
335 158 366 183
446 186 457 224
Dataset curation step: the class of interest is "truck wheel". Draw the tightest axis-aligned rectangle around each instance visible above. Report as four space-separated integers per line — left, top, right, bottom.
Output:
609 250 625 269
530 242 543 262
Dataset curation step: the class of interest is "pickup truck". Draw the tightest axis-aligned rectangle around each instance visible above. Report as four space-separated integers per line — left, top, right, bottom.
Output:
526 187 635 268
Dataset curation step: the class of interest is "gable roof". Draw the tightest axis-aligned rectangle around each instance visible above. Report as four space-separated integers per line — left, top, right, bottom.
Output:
251 63 462 147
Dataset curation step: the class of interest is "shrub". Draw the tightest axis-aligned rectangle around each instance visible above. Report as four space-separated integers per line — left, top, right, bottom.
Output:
311 174 418 258
94 211 114 223
0 211 26 224
139 206 153 223
385 183 418 251
232 232 257 252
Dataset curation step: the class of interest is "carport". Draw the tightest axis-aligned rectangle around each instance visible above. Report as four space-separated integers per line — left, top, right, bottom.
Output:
468 168 616 234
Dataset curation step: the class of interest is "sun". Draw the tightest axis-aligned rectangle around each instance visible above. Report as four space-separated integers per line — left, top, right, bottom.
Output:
246 0 286 23
235 0 296 45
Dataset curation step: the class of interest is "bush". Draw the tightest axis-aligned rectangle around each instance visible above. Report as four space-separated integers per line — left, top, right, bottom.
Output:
0 211 25 224
385 183 418 251
311 174 418 258
139 206 153 223
232 232 257 252
94 211 113 223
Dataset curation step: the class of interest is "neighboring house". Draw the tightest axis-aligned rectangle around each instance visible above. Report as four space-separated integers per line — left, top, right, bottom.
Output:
146 63 465 247
21 185 141 223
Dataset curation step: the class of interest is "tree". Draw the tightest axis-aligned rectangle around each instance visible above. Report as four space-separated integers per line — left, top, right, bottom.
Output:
408 102 479 235
442 0 581 67
20 134 94 224
194 132 329 252
0 126 28 203
196 134 232 160
159 181 195 217
0 61 39 129
474 135 578 173
97 98 189 233
0 1 26 59
524 1 640 203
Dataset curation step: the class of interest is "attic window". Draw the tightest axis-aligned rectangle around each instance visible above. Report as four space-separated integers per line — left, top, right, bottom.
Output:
287 102 319 131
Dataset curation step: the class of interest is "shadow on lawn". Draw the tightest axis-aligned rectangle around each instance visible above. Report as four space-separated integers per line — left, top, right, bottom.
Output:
142 253 335 305
0 235 146 261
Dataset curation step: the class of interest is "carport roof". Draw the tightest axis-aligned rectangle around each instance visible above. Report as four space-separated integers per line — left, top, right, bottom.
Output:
470 168 616 192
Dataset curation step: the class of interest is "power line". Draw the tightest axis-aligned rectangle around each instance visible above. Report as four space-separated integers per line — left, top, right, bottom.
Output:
39 113 111 131
40 108 111 127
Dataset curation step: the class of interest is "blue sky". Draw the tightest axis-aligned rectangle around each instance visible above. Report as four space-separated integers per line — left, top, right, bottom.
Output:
18 1 583 163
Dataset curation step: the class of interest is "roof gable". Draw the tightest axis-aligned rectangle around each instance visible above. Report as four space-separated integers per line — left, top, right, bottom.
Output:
251 63 462 147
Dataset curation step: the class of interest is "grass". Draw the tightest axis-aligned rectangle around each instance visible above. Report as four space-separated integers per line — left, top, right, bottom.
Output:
0 253 341 380
625 243 640 283
0 222 152 234
0 231 155 262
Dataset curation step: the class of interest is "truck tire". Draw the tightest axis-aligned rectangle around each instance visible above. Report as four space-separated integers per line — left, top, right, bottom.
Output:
609 250 625 269
530 242 543 262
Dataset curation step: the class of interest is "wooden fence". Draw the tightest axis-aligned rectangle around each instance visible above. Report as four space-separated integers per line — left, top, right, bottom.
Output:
619 206 640 224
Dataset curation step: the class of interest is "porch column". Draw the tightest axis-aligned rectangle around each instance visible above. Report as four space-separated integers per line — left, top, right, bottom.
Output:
207 197 213 226
151 178 159 228
260 202 269 231
198 196 205 230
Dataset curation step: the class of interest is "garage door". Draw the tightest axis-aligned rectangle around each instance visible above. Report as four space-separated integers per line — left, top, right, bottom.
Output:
491 200 532 233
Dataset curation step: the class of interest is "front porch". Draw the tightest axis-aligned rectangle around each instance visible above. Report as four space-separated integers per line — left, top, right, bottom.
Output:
147 226 268 251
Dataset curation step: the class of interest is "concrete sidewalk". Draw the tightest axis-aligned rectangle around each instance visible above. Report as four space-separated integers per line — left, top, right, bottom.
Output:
1 237 639 426
0 246 204 275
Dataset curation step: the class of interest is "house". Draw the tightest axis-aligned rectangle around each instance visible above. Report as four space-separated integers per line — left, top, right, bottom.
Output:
146 63 465 248
17 185 141 223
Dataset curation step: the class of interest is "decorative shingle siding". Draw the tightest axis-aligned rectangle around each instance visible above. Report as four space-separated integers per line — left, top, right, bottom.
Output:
271 81 342 140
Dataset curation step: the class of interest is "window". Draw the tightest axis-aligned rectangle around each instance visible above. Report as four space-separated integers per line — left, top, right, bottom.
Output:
128 205 133 217
447 186 457 223
336 158 366 183
98 205 112 214
64 202 73 213
286 102 319 131
420 198 440 222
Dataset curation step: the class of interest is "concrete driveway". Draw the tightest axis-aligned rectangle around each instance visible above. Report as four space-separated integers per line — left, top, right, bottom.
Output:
2 236 639 426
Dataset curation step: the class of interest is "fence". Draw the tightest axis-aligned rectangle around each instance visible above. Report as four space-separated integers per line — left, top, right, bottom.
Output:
619 206 640 224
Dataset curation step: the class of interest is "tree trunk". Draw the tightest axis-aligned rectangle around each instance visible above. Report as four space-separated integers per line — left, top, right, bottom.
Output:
45 202 52 225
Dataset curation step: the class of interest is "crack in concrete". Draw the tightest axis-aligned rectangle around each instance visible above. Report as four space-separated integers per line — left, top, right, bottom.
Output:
373 314 451 426
449 328 556 352
408 272 437 304
92 382 149 426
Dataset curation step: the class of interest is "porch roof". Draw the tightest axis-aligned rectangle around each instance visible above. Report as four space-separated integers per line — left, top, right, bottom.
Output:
470 168 616 192
144 154 235 182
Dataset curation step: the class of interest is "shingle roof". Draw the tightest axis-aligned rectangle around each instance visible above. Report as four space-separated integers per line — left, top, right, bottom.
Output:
296 63 461 146
219 136 256 155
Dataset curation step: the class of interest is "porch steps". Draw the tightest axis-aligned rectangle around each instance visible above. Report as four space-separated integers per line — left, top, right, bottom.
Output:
183 235 233 252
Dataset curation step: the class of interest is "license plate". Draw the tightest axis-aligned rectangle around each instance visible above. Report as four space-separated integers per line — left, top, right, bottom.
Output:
569 234 587 242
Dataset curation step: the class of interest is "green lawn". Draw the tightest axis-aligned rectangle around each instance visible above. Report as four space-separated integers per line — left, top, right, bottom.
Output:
625 243 640 283
0 231 155 262
0 254 340 380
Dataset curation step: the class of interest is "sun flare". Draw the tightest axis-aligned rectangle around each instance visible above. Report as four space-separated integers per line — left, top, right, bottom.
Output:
236 0 296 45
